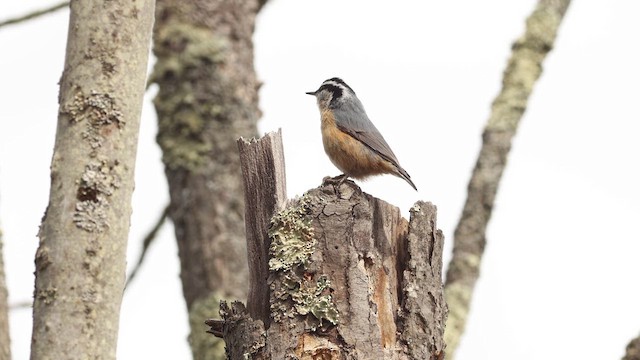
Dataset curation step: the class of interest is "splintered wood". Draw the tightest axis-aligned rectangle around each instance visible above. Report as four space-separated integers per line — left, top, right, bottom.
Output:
208 131 447 359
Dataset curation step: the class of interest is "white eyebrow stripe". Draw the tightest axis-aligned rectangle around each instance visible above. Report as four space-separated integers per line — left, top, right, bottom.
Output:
321 81 354 96
322 80 342 87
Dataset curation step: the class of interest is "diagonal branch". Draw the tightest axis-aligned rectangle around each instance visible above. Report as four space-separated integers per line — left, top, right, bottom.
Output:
443 0 572 358
125 205 170 288
0 1 68 29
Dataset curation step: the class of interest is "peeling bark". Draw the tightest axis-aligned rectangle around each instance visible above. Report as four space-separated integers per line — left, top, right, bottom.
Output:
443 0 572 358
30 0 155 358
237 131 287 325
209 132 447 359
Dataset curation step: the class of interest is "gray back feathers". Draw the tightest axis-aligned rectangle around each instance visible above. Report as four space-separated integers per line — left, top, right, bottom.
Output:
327 80 402 168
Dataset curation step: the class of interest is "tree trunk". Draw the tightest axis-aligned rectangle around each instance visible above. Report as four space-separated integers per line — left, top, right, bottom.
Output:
236 131 287 325
29 0 154 358
151 0 267 358
0 227 10 360
443 0 572 357
208 132 447 359
623 333 640 360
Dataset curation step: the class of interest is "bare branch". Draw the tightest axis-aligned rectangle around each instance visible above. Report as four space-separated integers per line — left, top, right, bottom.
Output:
9 300 32 310
125 204 170 288
0 1 68 29
443 0 573 358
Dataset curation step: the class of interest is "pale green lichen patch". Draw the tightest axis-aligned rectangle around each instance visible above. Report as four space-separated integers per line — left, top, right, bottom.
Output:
73 158 122 232
268 196 340 329
152 24 228 78
292 276 339 327
152 23 229 172
526 6 562 48
268 196 316 271
487 5 562 132
443 282 472 354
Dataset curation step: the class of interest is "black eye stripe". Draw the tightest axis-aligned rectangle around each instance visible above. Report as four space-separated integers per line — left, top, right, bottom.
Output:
324 77 354 94
319 84 343 99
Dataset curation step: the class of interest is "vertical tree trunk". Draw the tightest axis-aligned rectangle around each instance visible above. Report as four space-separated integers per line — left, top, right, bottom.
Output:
151 0 267 358
30 0 155 358
443 0 572 358
237 131 287 325
0 227 10 360
208 132 447 359
623 333 640 360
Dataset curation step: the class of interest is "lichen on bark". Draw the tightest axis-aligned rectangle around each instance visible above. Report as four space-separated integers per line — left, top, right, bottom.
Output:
268 196 316 271
152 23 232 172
30 0 155 358
61 90 125 150
268 196 340 329
73 158 122 232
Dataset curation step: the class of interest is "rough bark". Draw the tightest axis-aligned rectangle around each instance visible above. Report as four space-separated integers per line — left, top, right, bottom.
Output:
209 131 447 359
237 131 287 326
150 0 267 358
0 227 10 360
29 0 154 359
443 0 572 358
624 334 640 360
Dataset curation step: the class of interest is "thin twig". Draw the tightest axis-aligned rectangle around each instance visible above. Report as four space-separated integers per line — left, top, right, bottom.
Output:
125 204 170 288
9 300 32 310
0 1 69 29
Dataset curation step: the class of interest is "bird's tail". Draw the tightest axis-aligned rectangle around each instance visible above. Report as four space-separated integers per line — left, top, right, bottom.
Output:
395 166 417 191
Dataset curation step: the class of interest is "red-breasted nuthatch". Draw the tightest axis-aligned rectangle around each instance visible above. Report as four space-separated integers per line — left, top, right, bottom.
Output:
306 77 417 191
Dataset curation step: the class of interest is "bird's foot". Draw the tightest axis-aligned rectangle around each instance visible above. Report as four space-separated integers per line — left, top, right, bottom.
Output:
322 174 356 198
322 174 349 186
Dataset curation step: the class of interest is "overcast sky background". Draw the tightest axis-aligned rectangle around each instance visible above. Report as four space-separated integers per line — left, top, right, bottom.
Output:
1 1 639 359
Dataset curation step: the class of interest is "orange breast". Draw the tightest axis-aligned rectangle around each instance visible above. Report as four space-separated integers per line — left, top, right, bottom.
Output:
320 109 395 179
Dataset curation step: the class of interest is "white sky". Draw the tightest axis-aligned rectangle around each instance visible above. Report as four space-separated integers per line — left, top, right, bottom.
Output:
1 1 639 359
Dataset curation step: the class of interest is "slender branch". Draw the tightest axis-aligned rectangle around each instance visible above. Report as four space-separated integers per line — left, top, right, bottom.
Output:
125 204 170 288
9 300 32 310
0 1 69 29
443 0 572 358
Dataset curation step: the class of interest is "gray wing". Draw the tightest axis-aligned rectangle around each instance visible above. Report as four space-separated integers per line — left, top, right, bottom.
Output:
332 97 401 167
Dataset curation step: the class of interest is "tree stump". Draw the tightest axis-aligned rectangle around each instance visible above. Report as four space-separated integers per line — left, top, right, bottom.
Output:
207 131 447 359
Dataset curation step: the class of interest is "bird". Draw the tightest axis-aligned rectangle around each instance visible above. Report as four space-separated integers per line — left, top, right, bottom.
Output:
306 77 417 191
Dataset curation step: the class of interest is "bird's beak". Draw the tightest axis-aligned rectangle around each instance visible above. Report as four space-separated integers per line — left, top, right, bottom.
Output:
305 91 316 96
